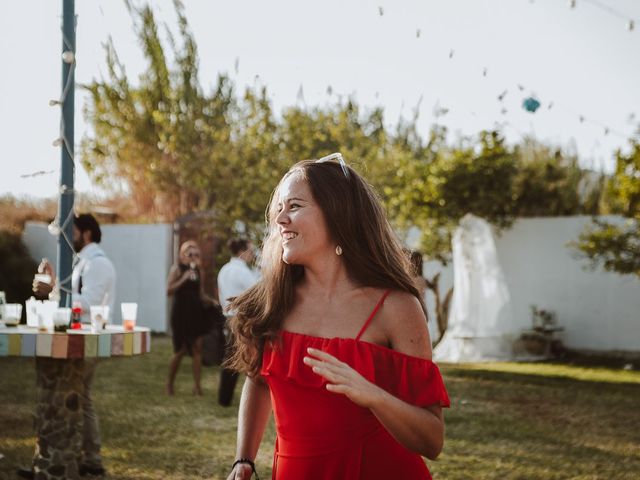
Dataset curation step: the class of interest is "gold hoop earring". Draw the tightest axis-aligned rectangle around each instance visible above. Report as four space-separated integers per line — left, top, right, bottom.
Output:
335 245 343 256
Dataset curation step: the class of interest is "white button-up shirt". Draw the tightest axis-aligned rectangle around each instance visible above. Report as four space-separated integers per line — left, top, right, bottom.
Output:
217 257 259 316
71 242 116 322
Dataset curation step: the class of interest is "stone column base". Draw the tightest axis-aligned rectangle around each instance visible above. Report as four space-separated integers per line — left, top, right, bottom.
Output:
33 358 84 480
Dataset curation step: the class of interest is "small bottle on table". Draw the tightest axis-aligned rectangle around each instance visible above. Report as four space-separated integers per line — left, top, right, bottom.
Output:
71 301 83 330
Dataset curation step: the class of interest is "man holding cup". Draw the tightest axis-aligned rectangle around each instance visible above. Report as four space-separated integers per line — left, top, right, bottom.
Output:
33 214 116 323
22 213 116 479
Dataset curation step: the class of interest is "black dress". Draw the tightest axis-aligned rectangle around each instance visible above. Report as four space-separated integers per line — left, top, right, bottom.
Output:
170 264 212 355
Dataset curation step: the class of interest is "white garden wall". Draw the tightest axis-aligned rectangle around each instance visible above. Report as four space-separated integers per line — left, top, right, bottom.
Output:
22 216 639 351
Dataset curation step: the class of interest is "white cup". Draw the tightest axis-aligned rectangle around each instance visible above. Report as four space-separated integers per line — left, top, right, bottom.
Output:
37 301 58 332
2 304 22 326
90 305 110 333
52 307 71 332
121 303 138 331
26 297 39 327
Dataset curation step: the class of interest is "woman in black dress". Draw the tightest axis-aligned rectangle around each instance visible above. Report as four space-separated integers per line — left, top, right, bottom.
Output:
166 240 214 395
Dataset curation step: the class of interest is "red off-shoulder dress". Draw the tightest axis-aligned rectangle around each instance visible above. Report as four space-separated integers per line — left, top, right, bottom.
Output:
261 291 450 479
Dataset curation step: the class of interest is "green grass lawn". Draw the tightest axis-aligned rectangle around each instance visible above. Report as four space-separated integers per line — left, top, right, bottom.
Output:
1 336 638 479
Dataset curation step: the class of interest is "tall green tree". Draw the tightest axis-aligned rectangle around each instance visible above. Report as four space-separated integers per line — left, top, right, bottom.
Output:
513 138 605 217
81 0 282 235
572 138 640 277
383 130 518 264
80 0 611 273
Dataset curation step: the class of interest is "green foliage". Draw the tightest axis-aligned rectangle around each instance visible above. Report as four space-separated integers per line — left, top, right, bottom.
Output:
80 1 610 266
573 218 640 276
512 138 605 217
0 195 57 234
609 139 640 216
572 138 640 277
82 1 273 233
382 130 518 264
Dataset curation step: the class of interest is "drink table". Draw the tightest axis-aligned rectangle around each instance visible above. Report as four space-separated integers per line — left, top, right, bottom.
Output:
0 325 151 480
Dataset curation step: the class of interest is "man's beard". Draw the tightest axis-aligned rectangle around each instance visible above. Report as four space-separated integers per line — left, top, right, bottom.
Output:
73 240 84 253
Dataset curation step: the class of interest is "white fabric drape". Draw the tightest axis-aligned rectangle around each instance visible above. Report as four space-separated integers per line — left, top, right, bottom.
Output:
434 214 515 362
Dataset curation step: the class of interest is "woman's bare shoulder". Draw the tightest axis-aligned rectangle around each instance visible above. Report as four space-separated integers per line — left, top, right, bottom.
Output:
380 290 432 359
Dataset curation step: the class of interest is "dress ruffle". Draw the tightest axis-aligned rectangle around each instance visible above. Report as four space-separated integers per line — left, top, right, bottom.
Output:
262 330 450 409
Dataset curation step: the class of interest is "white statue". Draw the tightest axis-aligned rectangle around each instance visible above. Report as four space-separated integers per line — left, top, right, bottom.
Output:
434 214 515 362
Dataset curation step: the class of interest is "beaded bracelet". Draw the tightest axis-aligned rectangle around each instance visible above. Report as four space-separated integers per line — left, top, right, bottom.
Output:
231 458 260 479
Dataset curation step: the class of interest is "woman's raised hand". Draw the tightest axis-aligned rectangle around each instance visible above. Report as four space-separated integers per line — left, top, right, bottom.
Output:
303 347 385 409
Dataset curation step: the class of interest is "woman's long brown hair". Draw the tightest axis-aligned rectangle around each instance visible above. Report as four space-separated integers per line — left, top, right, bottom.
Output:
226 159 425 376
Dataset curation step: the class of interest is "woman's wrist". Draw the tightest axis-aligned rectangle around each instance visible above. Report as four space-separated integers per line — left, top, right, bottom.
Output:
232 458 259 478
366 383 391 410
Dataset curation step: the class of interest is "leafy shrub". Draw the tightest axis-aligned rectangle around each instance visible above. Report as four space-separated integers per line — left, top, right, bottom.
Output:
0 231 37 316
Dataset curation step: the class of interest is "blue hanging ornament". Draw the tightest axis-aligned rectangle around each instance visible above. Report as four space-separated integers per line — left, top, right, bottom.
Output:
522 97 541 113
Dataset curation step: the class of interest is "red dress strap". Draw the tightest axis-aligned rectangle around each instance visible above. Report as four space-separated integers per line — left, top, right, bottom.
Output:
355 290 391 341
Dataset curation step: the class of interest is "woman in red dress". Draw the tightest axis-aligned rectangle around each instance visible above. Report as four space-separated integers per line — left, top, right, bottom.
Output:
226 154 450 479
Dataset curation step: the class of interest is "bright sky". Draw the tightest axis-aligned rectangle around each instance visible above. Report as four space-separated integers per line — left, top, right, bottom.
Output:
1 0 639 198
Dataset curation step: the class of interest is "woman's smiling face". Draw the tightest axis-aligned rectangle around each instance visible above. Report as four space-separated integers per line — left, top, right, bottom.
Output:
275 173 334 266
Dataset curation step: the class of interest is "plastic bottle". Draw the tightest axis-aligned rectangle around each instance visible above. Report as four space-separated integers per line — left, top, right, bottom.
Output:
71 301 83 329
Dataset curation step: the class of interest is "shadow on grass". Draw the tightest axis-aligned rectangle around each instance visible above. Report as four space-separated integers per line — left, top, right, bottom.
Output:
443 364 640 390
433 362 640 479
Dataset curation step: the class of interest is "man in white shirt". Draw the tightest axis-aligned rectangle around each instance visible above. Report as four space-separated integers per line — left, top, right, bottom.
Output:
27 214 116 478
216 238 258 406
34 216 116 321
71 241 116 324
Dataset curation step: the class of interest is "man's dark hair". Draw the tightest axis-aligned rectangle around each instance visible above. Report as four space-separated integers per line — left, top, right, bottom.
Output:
74 214 102 243
228 238 249 256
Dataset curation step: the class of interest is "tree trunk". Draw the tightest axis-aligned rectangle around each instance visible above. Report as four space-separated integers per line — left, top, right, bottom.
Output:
424 272 453 346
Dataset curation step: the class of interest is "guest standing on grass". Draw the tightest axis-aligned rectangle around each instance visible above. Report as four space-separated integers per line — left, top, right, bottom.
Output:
225 154 450 480
217 238 259 406
166 240 216 396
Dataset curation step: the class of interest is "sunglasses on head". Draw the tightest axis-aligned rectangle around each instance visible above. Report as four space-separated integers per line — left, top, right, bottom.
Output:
315 152 350 179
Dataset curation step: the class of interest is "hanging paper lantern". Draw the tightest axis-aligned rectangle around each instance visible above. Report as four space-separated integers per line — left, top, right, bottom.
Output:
522 97 541 113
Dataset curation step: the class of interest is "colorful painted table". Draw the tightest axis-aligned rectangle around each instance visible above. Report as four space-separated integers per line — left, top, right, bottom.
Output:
0 325 151 480
0 325 151 359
